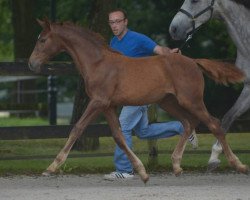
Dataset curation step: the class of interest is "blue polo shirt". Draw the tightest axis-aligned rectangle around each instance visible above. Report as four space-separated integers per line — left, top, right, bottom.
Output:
110 30 157 57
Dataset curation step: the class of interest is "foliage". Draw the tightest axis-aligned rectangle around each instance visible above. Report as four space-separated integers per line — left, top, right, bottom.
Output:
56 0 91 24
0 0 13 60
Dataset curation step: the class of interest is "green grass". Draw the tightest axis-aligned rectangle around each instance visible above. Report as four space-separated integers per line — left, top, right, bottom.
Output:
0 133 250 175
0 117 71 127
0 117 49 127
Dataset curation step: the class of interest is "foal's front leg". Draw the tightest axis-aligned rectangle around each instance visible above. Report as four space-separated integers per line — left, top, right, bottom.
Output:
43 100 102 175
170 127 196 175
104 108 149 183
158 97 194 176
171 133 188 176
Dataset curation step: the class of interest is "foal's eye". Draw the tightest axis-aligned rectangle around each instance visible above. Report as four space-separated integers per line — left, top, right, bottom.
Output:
40 38 46 43
191 0 199 3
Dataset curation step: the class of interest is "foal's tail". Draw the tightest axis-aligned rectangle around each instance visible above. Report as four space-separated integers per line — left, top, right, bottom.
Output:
194 59 245 85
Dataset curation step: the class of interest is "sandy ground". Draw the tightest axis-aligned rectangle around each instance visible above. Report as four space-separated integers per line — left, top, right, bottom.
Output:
0 173 249 200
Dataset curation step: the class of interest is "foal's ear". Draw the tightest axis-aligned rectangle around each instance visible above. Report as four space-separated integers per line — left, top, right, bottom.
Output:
36 18 51 30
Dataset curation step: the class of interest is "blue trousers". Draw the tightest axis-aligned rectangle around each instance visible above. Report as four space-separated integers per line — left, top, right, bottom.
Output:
114 105 184 173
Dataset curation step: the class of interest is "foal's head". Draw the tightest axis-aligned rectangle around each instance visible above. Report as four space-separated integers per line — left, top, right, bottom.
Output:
29 19 64 73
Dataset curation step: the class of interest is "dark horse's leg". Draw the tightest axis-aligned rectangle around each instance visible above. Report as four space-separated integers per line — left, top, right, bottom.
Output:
43 100 103 175
158 95 199 176
104 107 149 183
208 83 250 170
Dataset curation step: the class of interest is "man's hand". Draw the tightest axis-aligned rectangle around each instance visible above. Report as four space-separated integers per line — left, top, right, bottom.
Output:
170 48 181 54
154 45 181 55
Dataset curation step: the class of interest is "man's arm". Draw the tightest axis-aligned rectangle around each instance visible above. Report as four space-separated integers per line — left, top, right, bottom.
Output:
153 45 180 55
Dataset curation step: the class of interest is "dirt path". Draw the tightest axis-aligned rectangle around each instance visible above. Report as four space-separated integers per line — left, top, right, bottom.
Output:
0 173 249 200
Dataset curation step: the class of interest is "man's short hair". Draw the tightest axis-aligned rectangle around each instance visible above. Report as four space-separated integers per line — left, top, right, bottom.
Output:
109 8 128 19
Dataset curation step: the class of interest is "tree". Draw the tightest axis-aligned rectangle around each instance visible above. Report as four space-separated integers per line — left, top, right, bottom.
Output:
11 0 37 106
71 0 117 151
11 0 37 59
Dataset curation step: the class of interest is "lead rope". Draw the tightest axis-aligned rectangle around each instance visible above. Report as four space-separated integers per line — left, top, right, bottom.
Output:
178 34 193 52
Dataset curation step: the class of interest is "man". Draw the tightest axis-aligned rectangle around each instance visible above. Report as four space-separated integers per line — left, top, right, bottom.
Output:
104 8 198 181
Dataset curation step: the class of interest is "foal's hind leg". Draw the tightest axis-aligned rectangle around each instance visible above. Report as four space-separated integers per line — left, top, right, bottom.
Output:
43 100 103 175
158 95 199 176
186 102 249 174
104 108 149 183
206 117 248 173
208 83 250 171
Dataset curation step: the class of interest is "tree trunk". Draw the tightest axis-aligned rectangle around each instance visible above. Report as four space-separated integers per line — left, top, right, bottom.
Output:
11 0 37 112
11 0 37 59
71 0 117 151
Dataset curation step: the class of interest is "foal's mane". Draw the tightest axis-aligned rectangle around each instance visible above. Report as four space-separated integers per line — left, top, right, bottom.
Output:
54 21 121 54
231 0 250 9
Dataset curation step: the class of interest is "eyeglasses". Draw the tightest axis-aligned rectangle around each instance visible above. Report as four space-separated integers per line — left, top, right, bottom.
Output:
108 18 125 26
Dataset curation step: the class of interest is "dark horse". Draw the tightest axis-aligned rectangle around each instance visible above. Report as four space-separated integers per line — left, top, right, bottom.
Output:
29 19 248 183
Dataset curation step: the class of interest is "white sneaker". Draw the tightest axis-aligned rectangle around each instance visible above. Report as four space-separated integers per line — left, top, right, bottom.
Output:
103 171 134 181
188 130 198 149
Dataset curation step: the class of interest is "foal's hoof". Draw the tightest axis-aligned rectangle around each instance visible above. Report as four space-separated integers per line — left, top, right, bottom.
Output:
140 174 149 184
237 164 249 174
207 159 221 172
174 168 183 176
138 172 149 184
42 170 54 176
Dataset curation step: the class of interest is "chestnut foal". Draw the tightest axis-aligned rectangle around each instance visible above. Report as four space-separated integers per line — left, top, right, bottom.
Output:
29 19 248 183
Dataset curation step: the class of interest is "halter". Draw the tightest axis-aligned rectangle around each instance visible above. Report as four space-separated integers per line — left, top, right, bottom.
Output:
178 0 215 50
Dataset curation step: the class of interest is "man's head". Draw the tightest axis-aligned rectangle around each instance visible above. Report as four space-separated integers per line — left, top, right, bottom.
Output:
108 9 128 39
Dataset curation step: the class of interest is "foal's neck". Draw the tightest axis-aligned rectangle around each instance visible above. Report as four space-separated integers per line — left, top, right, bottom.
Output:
56 27 105 78
215 0 250 56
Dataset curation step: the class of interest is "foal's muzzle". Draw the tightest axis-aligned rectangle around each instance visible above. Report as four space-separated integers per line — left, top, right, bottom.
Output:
28 60 42 73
